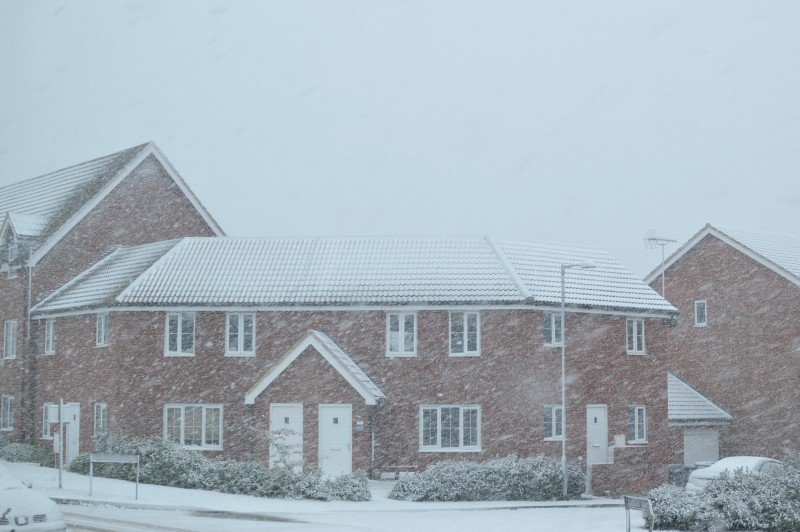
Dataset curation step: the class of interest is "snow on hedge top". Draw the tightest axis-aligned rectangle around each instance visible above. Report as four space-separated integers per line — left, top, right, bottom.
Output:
0 144 148 230
109 236 672 311
668 373 732 424
716 225 800 280
32 240 180 313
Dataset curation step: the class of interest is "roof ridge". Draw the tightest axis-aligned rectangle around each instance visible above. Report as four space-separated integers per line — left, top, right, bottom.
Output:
485 236 533 300
115 238 187 303
714 224 800 240
0 143 151 192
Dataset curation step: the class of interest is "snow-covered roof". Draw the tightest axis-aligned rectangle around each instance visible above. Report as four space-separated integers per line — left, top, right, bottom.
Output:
2 213 50 238
31 235 676 314
31 240 180 314
0 144 149 231
245 330 386 405
668 373 732 424
645 224 800 288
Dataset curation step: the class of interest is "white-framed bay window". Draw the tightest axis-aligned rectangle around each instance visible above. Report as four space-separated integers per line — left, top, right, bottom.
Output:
44 319 56 354
544 404 563 440
419 405 481 452
543 312 563 346
626 318 646 354
627 405 647 444
96 313 110 346
165 312 195 356
449 311 480 356
94 403 108 436
226 313 255 356
3 320 17 359
386 312 416 356
164 404 222 450
1 395 14 431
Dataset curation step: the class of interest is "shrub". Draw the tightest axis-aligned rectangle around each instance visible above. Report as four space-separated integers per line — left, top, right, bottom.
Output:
648 483 720 530
388 455 585 502
69 434 370 501
0 443 54 467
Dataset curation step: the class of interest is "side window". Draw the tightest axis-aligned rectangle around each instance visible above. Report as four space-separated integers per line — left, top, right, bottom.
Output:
165 313 195 356
694 300 707 327
626 318 646 354
96 313 110 346
0 395 14 431
44 319 56 354
3 320 17 359
387 312 416 356
449 312 480 356
627 405 647 444
226 313 256 356
543 312 563 346
544 405 563 440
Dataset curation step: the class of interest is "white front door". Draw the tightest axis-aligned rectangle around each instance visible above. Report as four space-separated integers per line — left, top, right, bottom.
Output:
586 404 609 465
65 403 80 464
269 403 303 471
318 404 352 477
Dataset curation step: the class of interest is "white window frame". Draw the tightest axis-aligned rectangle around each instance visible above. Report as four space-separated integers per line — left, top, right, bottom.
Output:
694 300 707 327
544 404 564 441
626 318 646 355
42 402 54 439
418 405 481 452
543 312 563 347
1 395 14 431
225 313 256 356
448 311 481 357
96 313 110 347
44 319 56 355
386 312 417 357
164 312 196 356
94 403 108 437
3 320 17 359
162 404 223 450
629 405 647 444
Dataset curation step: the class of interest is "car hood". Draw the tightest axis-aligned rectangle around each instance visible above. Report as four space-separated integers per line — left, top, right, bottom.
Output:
0 486 61 517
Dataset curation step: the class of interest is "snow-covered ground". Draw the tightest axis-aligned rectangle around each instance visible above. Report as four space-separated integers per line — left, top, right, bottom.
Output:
5 461 654 531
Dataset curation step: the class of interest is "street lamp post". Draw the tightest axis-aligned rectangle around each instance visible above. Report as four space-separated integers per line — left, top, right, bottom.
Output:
560 260 597 498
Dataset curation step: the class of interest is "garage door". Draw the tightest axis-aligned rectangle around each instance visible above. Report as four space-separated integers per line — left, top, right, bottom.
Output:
683 427 719 465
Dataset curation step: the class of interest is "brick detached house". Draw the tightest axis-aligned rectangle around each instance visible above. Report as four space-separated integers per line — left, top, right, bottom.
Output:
0 142 223 446
647 224 800 466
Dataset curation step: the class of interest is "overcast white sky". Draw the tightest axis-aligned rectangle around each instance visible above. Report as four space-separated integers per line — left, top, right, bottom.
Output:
1 1 798 276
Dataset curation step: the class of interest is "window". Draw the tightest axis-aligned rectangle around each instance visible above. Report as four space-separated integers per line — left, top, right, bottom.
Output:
226 313 255 356
1 395 13 431
44 319 56 354
96 313 110 346
544 405 563 440
694 300 707 327
419 405 481 451
3 320 17 359
163 404 222 450
387 312 416 356
42 402 54 439
627 405 647 444
165 313 195 356
449 312 480 356
543 312 563 346
94 403 108 436
626 318 645 354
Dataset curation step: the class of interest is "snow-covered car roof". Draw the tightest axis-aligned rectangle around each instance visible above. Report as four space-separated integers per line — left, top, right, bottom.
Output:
32 235 676 314
700 456 780 475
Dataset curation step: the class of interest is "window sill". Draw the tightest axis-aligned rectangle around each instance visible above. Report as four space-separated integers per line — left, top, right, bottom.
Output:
544 343 563 348
626 440 648 446
693 324 707 328
44 352 55 356
179 445 223 451
449 352 481 358
544 437 564 442
41 436 53 441
1 357 17 361
627 351 647 356
164 353 195 357
386 352 417 358
95 344 109 348
419 447 482 453
224 352 256 357
0 428 13 432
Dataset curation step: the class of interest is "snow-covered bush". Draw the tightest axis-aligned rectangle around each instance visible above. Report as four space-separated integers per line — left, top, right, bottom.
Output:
67 434 370 501
388 455 585 501
0 442 54 467
649 455 800 531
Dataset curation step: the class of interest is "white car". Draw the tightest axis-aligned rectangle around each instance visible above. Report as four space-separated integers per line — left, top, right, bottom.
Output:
685 456 782 494
0 461 67 532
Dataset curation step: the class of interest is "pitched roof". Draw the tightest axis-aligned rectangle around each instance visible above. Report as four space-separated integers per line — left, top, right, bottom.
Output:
245 330 386 405
2 213 50 238
668 373 732 424
0 142 223 267
645 224 800 287
32 235 675 314
31 240 180 314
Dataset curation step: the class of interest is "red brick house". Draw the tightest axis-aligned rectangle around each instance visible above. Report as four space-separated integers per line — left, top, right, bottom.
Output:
3 144 679 493
0 142 222 446
647 224 800 466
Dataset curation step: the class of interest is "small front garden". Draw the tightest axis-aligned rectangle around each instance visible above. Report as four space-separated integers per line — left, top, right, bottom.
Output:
388 455 585 502
649 455 800 531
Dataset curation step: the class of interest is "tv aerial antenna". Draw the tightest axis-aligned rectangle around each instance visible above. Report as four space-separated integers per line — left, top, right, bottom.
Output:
644 230 676 297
